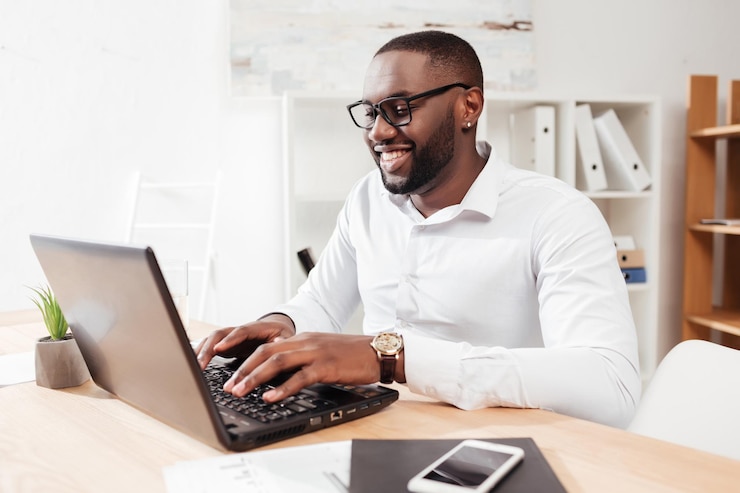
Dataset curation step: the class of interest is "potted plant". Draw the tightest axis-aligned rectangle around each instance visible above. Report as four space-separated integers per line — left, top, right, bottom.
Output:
29 285 90 389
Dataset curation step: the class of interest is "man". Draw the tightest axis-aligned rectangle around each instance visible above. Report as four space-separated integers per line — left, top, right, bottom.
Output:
196 30 641 428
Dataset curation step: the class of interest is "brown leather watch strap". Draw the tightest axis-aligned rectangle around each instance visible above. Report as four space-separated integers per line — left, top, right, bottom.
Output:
378 352 398 384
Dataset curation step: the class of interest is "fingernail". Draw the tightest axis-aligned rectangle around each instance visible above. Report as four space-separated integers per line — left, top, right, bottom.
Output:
263 389 282 401
232 380 250 396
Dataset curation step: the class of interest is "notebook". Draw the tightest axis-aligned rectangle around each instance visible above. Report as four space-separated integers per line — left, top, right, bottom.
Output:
349 438 566 493
29 234 399 452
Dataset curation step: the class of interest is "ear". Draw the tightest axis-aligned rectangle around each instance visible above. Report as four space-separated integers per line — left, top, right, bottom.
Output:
459 86 484 129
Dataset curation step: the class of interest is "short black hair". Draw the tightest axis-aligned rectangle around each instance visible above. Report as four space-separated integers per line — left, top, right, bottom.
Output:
375 30 484 91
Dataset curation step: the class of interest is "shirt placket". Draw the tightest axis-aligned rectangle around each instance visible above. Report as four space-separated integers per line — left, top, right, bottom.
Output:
394 223 427 331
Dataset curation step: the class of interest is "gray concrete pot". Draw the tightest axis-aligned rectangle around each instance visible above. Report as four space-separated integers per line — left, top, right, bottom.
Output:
34 335 90 389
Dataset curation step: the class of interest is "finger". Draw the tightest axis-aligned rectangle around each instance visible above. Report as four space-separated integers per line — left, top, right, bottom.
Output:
262 367 318 403
213 324 273 353
196 327 235 369
225 344 308 396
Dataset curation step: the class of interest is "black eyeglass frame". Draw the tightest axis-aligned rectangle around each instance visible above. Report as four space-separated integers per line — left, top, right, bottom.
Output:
346 82 472 129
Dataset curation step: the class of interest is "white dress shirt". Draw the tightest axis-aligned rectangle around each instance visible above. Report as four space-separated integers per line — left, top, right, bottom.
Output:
274 142 641 428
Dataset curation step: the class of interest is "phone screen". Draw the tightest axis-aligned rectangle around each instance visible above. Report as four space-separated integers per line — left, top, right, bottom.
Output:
422 445 514 487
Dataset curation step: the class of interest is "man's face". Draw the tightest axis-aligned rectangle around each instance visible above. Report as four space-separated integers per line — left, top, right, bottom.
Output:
361 51 457 196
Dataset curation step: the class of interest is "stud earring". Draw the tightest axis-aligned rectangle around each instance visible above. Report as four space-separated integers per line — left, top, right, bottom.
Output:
465 121 472 129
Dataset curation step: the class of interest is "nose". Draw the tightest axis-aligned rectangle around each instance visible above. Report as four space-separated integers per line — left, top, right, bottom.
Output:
367 113 398 143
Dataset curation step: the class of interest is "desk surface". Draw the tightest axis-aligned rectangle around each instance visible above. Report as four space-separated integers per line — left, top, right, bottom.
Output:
1 310 738 492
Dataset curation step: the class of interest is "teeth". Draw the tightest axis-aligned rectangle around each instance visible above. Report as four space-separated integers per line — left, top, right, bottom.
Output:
381 150 406 160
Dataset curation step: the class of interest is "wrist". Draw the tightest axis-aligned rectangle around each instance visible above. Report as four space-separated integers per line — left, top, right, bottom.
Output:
258 312 296 335
370 332 405 384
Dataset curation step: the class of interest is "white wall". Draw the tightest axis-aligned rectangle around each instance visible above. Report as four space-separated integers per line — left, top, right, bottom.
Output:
2 0 739 359
0 0 285 325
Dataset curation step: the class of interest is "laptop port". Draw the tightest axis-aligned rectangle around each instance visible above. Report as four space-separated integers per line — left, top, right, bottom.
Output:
330 410 343 422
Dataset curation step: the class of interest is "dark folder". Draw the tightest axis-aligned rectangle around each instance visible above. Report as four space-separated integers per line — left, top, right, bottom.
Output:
349 437 566 493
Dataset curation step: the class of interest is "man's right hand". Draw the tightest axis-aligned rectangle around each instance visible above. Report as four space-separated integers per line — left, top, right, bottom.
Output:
195 313 296 370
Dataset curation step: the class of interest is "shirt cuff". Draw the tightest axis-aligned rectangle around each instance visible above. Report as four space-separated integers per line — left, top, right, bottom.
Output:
402 330 533 411
402 331 463 403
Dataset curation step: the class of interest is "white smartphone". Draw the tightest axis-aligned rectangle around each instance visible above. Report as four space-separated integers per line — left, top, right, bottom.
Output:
406 440 525 493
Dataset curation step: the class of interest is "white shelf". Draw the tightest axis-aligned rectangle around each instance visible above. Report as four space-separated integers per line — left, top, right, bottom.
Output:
282 91 662 376
585 191 654 200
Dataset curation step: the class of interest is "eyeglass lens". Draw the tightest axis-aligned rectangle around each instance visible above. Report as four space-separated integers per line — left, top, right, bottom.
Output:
350 99 410 129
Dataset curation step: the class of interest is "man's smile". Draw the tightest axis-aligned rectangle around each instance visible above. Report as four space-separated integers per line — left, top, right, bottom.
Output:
376 147 412 173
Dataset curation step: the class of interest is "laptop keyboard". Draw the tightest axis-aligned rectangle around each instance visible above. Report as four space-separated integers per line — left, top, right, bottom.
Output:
203 364 331 424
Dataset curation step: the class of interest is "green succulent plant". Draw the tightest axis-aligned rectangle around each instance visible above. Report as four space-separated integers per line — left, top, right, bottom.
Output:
28 285 69 340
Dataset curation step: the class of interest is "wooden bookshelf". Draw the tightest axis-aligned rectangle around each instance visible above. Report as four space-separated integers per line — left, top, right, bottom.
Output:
682 75 740 349
690 124 740 139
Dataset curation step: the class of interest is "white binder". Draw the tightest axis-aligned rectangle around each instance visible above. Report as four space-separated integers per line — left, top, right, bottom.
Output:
574 104 608 191
613 235 637 250
510 105 556 177
593 109 652 191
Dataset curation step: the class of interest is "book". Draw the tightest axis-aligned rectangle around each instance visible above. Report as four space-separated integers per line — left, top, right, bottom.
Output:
348 437 565 493
617 249 645 269
700 218 740 226
510 105 556 177
575 104 608 191
622 267 647 283
593 109 652 191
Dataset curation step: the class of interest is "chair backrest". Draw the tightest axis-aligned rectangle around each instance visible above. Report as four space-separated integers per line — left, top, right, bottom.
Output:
126 171 221 321
628 339 740 460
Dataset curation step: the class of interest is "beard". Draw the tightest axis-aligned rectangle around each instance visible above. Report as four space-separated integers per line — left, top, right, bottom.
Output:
378 110 455 196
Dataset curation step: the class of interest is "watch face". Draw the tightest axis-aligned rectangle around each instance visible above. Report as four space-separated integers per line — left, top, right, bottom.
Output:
374 332 403 354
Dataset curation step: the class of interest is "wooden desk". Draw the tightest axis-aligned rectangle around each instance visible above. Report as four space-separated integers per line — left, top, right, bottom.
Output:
1 311 738 492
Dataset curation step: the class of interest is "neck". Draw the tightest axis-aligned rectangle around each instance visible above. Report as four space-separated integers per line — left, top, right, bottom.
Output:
410 151 486 218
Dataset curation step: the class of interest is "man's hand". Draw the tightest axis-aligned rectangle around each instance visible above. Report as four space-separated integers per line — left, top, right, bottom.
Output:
222 332 382 403
195 314 296 370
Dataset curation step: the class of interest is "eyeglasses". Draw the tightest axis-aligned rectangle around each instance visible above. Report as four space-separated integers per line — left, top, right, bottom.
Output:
346 82 472 129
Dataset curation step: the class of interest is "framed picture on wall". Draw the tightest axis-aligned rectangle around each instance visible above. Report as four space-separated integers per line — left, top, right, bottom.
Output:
229 0 535 97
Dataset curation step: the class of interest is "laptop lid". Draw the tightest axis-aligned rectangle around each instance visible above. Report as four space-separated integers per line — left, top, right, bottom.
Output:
29 234 398 451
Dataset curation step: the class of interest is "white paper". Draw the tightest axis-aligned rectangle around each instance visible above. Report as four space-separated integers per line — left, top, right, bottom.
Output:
163 440 351 493
0 351 35 386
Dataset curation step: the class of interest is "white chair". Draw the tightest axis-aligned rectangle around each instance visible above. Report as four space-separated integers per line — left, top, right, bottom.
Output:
126 171 221 321
628 339 740 460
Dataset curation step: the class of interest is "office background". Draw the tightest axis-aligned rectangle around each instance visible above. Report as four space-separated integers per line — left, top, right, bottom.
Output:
1 0 739 364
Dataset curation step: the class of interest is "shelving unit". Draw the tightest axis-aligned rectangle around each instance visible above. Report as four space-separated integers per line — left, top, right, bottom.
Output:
282 91 662 377
682 74 740 349
479 93 661 379
282 92 374 332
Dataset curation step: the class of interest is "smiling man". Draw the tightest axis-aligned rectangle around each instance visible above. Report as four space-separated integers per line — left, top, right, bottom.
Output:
196 30 641 428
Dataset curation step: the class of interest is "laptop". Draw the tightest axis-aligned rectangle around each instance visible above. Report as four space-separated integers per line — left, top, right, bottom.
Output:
29 234 399 452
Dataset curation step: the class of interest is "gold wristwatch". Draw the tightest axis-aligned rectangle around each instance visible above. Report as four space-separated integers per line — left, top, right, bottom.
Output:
370 332 404 384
